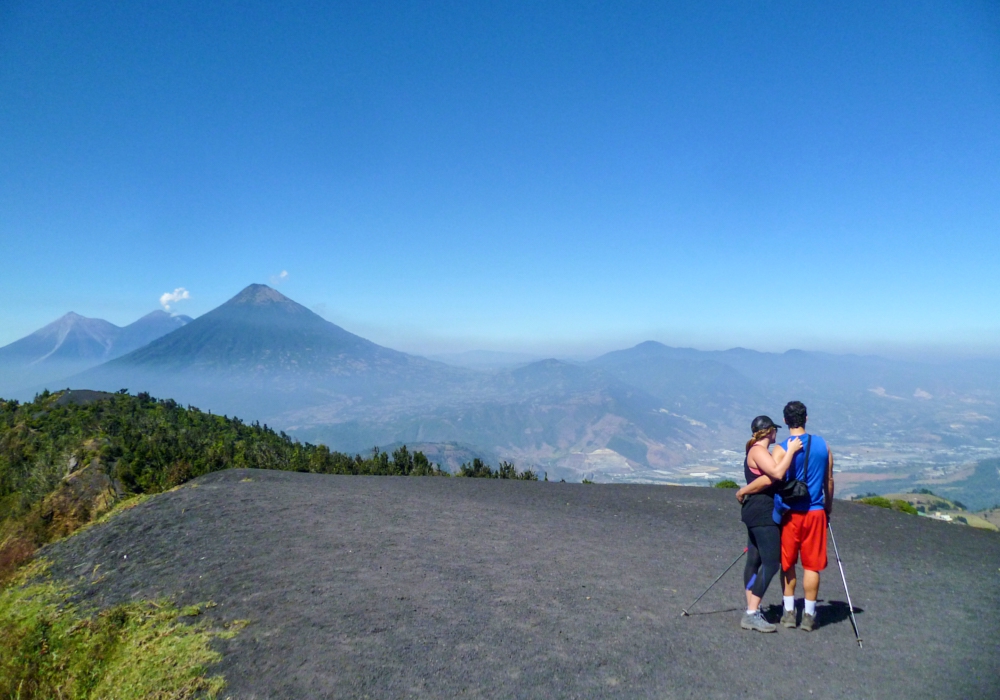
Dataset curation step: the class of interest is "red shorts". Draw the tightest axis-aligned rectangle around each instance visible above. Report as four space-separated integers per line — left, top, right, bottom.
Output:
781 509 828 572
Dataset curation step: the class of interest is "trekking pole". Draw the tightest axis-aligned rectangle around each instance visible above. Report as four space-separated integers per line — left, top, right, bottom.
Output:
828 522 863 648
680 547 747 616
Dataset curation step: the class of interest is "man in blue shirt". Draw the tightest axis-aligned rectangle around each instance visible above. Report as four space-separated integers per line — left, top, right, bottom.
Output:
771 401 835 631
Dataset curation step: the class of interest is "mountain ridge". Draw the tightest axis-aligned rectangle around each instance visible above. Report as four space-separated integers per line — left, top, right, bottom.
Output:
0 309 191 395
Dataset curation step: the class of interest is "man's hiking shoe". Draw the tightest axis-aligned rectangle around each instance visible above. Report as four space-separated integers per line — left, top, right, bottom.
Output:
800 613 817 632
780 609 797 628
740 611 776 633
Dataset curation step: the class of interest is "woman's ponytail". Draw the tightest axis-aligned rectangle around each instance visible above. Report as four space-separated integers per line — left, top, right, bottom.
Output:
745 428 771 454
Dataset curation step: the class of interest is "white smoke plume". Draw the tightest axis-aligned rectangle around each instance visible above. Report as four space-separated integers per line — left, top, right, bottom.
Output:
160 287 191 311
270 270 289 285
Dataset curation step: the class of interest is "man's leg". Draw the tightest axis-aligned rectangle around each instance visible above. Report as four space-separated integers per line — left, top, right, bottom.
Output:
803 569 820 611
780 513 802 627
780 567 798 627
783 568 797 597
798 511 829 631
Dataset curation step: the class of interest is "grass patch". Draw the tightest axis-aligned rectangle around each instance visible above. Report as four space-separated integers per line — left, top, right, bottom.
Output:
83 493 153 532
713 480 739 489
858 496 918 515
0 562 247 699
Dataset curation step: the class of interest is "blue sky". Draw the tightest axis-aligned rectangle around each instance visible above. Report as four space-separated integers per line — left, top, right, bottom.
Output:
2 1 998 358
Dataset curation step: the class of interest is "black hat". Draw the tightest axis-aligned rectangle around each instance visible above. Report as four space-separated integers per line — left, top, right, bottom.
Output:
751 415 780 433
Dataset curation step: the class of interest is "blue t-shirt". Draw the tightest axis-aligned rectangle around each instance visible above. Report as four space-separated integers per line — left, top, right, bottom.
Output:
773 434 829 522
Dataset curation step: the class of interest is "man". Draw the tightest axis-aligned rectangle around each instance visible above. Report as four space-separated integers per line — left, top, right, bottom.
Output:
771 400 834 632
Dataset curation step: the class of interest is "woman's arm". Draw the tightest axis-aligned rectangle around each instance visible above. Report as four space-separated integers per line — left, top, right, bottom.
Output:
747 437 802 480
736 473 775 503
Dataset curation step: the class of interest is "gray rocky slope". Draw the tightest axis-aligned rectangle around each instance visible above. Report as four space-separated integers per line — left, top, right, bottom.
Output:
42 469 1000 699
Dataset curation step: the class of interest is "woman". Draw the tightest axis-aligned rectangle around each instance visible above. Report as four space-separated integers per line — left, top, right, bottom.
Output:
734 415 801 633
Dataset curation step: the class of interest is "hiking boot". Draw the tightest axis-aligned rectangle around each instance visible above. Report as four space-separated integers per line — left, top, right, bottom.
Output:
800 612 817 632
780 609 797 628
741 611 776 633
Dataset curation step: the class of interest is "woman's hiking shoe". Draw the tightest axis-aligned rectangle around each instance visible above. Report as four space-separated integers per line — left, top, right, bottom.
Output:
780 609 797 628
800 613 817 632
740 611 776 633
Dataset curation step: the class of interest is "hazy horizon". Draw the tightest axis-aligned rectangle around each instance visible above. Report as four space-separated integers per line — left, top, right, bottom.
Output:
3 284 999 364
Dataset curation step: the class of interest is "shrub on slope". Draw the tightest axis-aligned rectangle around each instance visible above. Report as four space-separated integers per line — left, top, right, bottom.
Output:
456 457 537 480
857 496 919 515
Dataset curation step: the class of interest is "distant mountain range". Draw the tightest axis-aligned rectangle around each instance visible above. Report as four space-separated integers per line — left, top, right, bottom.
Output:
3 284 999 501
0 310 191 394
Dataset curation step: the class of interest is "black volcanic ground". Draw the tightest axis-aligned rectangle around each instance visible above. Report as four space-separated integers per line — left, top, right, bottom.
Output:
42 470 1000 699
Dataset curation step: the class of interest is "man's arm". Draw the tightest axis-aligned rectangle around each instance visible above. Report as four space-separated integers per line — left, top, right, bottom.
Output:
825 449 835 515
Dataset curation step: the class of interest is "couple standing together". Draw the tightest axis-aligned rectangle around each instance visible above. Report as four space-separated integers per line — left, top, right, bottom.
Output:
736 400 834 633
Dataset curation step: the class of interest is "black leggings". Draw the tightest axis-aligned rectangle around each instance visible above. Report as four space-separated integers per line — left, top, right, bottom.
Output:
743 524 781 600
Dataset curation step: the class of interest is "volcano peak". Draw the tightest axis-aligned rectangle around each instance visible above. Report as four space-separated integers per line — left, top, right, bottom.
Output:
227 284 291 306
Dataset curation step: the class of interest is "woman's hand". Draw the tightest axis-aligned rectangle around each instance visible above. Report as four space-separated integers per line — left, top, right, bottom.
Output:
736 487 747 504
787 436 803 454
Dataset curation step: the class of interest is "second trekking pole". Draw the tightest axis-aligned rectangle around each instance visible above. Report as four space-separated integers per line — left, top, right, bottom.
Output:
680 547 747 616
828 521 863 648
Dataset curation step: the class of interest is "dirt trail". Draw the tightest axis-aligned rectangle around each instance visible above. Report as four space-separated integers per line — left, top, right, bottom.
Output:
43 469 1000 699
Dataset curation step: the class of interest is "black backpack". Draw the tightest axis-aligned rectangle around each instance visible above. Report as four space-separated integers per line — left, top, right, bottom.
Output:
778 434 811 506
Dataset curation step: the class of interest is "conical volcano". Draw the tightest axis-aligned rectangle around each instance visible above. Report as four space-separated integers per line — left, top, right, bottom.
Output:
115 284 401 374
70 284 463 420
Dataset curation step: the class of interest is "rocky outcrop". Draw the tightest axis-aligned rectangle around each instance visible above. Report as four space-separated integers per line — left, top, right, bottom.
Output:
39 460 124 539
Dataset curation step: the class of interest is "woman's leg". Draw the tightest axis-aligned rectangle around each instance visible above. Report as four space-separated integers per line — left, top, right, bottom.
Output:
748 524 781 603
744 529 763 610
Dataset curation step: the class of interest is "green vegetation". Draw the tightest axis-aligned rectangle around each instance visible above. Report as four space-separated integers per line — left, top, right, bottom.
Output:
456 458 537 480
714 479 739 489
857 496 919 515
1 389 456 578
581 478 594 484
0 562 246 699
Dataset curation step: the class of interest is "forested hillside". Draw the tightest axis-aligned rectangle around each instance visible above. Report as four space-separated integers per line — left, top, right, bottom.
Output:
1 389 448 506
0 389 452 577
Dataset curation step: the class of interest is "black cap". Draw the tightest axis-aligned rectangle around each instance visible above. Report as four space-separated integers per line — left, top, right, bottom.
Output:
751 415 780 433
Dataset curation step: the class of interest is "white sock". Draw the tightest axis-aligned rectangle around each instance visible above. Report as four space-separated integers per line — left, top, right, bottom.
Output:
783 596 795 612
746 608 757 615
804 599 817 616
